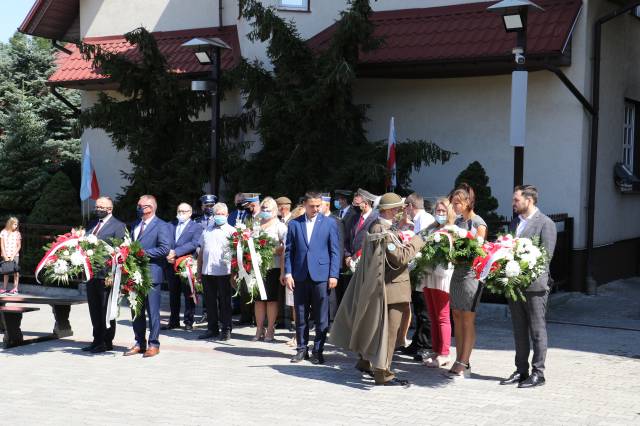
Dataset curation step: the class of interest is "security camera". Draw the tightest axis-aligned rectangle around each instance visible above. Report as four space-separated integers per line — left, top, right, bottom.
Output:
512 47 525 65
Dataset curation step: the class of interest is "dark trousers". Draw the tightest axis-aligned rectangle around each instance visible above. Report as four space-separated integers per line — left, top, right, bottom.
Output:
335 272 351 309
410 290 431 349
294 278 329 354
86 278 116 345
508 290 549 376
167 272 195 326
202 275 232 333
132 282 161 348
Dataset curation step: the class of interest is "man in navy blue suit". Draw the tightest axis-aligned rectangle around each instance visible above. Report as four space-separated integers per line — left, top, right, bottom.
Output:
83 196 126 353
124 195 171 358
284 191 340 365
163 202 203 331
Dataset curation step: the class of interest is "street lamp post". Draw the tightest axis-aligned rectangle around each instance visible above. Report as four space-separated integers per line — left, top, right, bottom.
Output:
488 0 544 188
181 37 232 195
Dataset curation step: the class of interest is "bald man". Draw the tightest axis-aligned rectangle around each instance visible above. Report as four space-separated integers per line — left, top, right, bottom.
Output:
164 203 203 331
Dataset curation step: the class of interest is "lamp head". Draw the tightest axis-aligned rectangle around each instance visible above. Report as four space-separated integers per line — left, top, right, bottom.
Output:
488 0 544 33
181 37 232 65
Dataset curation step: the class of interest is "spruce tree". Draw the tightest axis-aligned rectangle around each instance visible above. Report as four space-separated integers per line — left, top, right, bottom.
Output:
27 171 81 225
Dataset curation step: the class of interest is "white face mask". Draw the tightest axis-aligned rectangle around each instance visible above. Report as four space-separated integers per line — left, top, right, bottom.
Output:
176 214 190 223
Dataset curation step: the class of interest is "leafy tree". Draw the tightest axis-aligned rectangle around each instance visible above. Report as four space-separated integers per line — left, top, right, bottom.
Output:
229 0 454 197
27 171 81 225
454 161 503 229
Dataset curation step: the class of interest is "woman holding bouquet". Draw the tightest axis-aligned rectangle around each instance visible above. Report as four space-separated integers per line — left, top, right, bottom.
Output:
421 198 456 368
447 184 487 379
254 197 287 342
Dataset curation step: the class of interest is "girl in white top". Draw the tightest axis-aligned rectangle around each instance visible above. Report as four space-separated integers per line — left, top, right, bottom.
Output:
1 217 21 294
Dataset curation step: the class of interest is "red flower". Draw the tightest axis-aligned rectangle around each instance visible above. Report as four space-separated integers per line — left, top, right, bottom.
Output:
490 262 501 273
136 249 145 258
120 246 130 260
232 238 239 245
232 232 239 237
106 258 113 267
259 239 267 247
244 253 251 260
244 263 251 272
466 232 475 239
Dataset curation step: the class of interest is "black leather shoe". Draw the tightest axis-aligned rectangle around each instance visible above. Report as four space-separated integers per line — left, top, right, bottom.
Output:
90 344 107 353
184 324 193 331
401 344 418 356
161 323 180 331
218 331 231 341
500 371 529 385
81 343 97 352
290 350 309 363
394 346 406 353
357 367 374 378
381 378 411 387
518 371 545 388
195 314 208 325
198 331 219 340
310 352 325 365
104 342 114 351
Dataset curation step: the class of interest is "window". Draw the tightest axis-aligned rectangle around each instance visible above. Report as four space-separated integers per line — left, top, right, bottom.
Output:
277 0 310 12
623 101 635 172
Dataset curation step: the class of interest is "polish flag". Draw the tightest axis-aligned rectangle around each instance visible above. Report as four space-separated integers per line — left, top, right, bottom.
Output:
80 144 100 201
386 116 397 191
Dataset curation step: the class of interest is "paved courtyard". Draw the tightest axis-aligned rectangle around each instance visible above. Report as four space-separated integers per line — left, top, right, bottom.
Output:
1 279 639 425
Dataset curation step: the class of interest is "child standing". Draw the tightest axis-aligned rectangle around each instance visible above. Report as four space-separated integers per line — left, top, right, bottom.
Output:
1 217 21 294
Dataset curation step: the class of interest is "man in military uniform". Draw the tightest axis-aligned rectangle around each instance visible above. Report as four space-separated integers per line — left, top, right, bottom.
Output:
331 193 425 387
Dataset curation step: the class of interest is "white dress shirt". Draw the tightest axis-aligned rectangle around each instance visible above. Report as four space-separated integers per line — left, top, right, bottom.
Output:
134 216 154 240
305 214 317 243
199 222 235 276
340 205 350 219
92 214 112 235
516 207 538 237
413 209 435 233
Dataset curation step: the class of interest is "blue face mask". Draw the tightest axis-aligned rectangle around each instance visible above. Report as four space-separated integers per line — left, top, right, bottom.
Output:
435 214 447 225
259 211 273 220
213 215 227 226
333 200 341 210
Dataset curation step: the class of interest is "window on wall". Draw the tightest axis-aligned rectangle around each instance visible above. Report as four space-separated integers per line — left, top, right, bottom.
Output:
277 0 310 11
623 101 635 172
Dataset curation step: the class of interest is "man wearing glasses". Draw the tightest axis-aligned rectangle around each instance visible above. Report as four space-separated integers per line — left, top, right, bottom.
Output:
163 203 203 331
83 196 126 353
124 195 171 358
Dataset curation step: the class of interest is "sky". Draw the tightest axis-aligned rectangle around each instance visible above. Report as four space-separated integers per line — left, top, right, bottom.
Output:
0 0 36 43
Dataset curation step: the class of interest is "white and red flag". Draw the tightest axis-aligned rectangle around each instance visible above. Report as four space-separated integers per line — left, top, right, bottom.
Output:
386 116 397 191
80 144 100 201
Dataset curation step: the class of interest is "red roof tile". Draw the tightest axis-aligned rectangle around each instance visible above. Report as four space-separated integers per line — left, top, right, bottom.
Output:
19 0 80 42
48 26 241 87
307 0 583 65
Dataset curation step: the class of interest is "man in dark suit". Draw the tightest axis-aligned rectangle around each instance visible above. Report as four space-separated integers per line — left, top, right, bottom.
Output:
500 185 556 388
227 192 245 227
344 188 379 271
163 202 203 331
124 195 172 358
284 191 340 365
83 196 126 353
334 190 355 308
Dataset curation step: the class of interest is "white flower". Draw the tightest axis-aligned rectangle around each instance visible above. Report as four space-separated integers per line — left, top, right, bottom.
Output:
84 234 98 245
132 271 142 284
236 223 246 230
62 250 70 256
456 228 467 239
86 249 94 257
433 233 441 243
70 251 85 266
414 252 423 259
529 246 542 259
128 291 137 307
53 259 69 275
505 252 514 261
505 260 521 278
476 236 484 244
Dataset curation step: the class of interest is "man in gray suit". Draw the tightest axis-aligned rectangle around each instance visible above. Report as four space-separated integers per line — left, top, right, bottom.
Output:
500 185 556 389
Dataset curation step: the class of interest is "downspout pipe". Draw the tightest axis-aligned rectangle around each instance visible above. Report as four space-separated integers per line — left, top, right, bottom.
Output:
585 1 640 295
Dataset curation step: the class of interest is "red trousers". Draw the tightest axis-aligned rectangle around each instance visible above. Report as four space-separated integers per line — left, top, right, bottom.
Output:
423 288 451 356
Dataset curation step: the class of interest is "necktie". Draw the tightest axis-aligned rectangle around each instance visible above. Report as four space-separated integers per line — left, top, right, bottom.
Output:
92 220 103 236
137 221 146 241
176 222 184 241
356 215 365 231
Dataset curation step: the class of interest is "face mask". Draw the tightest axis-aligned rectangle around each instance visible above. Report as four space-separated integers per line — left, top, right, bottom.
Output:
203 207 214 216
435 214 447 225
259 211 273 220
333 200 341 210
136 207 144 219
213 215 227 226
352 205 362 214
94 209 109 219
176 214 189 223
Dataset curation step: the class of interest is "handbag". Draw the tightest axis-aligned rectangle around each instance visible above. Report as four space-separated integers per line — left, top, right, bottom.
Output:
0 260 18 274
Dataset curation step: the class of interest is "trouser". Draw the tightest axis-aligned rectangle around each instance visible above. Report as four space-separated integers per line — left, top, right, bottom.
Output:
86 278 116 345
373 302 406 384
239 285 254 324
409 290 431 349
423 288 451 356
507 290 549 376
132 282 161 348
202 275 233 333
167 272 195 326
335 272 351 310
294 278 329 354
